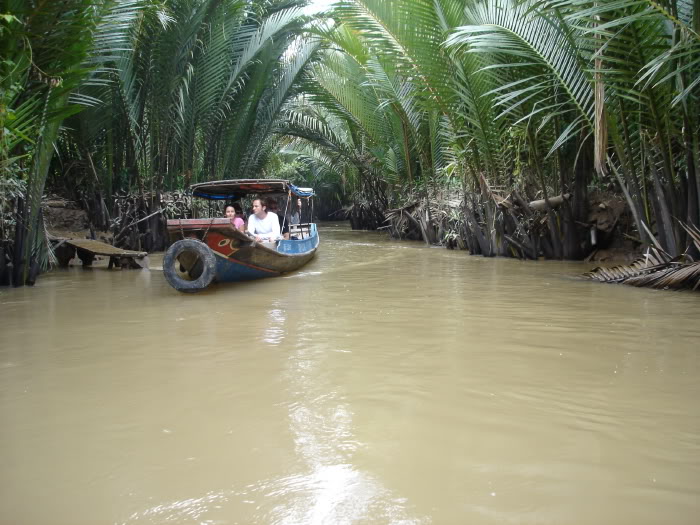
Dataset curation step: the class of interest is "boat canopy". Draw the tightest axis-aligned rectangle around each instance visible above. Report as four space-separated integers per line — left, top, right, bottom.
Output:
191 179 315 200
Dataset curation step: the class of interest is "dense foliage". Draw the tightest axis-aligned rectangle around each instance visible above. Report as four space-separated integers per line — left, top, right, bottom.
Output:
1 0 318 283
1 0 698 286
281 0 699 259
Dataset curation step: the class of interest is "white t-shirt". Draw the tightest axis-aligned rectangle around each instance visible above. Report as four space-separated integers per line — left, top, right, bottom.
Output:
247 211 281 241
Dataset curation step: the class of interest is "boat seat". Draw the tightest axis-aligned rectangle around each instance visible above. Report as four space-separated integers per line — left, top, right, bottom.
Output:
289 223 312 239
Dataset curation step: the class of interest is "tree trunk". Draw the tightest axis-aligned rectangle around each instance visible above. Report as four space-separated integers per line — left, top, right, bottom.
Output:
12 197 26 287
648 150 679 255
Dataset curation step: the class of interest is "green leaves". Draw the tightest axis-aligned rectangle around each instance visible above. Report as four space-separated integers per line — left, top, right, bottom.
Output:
446 0 595 158
62 0 316 194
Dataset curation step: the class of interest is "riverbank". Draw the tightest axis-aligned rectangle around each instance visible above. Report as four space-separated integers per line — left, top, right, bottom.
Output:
0 189 666 290
44 190 640 264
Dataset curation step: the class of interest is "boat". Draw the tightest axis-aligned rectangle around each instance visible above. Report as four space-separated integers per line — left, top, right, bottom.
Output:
163 179 319 292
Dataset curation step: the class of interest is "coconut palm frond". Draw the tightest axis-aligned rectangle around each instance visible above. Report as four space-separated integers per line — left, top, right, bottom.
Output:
236 37 322 178
584 246 671 282
445 0 595 158
623 261 700 290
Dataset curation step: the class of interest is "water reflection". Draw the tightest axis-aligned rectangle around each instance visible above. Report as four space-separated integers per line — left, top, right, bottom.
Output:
264 304 287 345
255 328 428 525
120 491 229 524
264 464 427 525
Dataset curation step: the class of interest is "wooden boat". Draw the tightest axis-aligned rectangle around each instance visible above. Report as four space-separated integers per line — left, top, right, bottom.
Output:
163 179 319 292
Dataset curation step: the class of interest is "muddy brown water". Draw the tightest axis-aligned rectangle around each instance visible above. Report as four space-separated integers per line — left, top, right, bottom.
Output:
1 223 699 525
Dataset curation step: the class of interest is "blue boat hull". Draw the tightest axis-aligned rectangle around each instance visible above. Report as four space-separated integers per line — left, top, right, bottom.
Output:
211 223 319 283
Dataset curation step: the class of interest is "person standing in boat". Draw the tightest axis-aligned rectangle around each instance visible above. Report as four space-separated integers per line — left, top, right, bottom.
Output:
267 197 292 239
266 198 285 231
290 198 302 225
225 204 245 232
247 198 281 242
281 198 303 240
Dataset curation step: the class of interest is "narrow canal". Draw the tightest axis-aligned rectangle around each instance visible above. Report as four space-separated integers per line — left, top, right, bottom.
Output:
1 223 699 524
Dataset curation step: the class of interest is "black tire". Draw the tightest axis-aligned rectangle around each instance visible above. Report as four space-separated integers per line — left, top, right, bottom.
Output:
163 239 217 293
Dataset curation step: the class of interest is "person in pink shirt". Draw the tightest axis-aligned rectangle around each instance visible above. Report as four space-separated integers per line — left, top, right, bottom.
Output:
225 205 245 232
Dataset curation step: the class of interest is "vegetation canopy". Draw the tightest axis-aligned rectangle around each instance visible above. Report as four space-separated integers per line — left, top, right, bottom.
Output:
1 0 698 289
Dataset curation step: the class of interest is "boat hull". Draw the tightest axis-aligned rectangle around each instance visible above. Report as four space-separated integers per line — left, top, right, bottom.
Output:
211 226 319 282
164 219 318 289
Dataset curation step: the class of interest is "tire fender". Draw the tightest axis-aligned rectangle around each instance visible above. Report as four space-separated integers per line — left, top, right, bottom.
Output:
163 239 217 293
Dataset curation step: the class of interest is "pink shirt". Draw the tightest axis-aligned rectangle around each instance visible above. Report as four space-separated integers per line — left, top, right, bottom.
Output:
232 217 244 230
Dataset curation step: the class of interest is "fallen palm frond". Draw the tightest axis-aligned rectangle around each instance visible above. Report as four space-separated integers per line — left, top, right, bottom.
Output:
624 261 700 290
384 200 420 239
385 189 461 245
584 222 700 291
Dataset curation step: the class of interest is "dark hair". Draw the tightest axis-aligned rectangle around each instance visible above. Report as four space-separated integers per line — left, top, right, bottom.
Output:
233 202 242 214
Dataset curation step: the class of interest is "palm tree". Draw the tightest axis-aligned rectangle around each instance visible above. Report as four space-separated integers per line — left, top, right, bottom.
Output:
1 0 140 285
291 0 698 258
54 0 321 251
462 0 699 255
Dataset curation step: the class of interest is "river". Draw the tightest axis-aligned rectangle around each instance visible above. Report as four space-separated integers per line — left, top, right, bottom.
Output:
1 223 699 524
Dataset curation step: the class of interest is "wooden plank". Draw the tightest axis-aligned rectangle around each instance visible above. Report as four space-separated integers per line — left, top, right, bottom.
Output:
63 239 147 258
166 218 236 229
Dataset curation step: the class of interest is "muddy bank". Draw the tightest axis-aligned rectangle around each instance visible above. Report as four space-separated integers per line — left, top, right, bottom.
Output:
354 189 643 263
0 188 642 289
